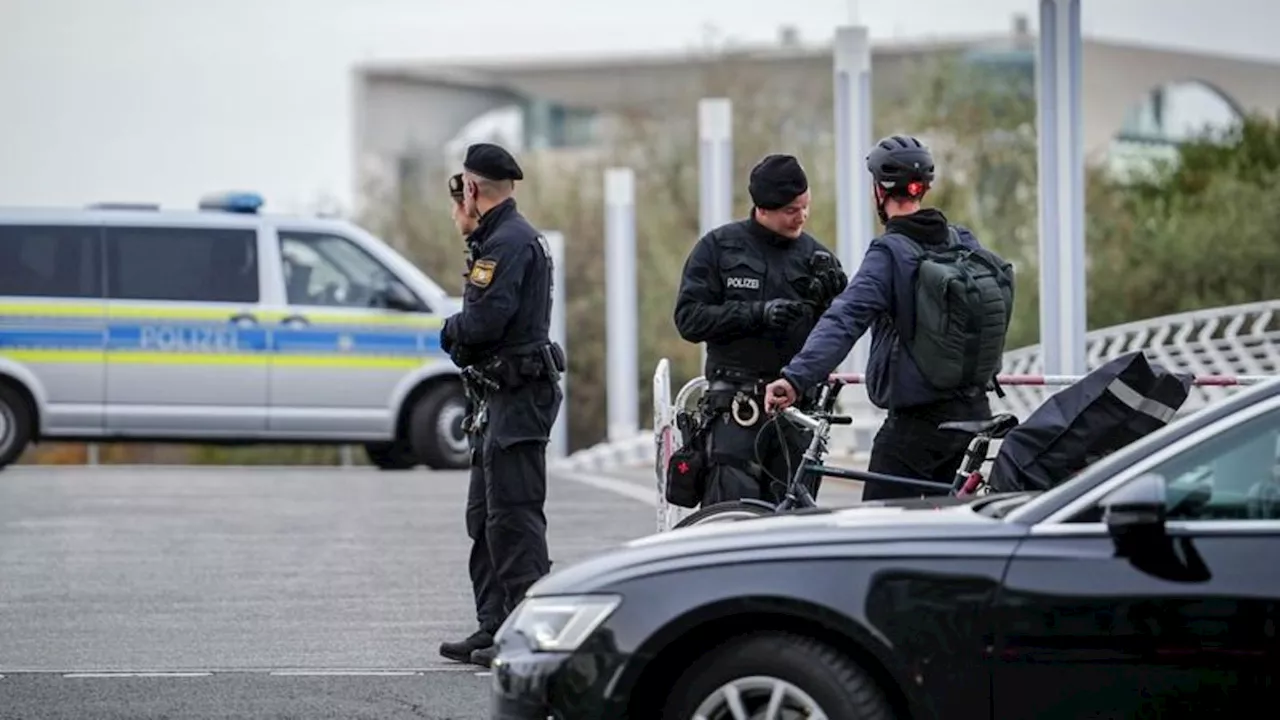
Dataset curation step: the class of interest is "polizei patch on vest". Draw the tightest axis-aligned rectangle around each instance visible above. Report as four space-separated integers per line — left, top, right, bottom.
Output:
726 276 760 290
469 259 496 288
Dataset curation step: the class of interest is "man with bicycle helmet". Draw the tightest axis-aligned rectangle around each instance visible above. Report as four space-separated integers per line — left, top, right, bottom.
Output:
764 135 1015 500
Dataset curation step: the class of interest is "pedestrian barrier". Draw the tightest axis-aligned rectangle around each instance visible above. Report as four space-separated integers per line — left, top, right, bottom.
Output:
652 369 1273 532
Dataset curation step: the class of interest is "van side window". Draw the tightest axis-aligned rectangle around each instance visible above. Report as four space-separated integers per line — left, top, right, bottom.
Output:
0 224 102 298
278 230 415 309
106 227 258 303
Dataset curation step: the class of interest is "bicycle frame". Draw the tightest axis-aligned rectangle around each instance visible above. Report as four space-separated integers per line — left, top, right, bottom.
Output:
776 380 985 510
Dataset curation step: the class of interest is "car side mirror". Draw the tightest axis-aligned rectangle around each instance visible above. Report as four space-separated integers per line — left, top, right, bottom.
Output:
1100 473 1168 556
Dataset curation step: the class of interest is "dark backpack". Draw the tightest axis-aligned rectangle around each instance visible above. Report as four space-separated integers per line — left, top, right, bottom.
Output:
899 226 1015 390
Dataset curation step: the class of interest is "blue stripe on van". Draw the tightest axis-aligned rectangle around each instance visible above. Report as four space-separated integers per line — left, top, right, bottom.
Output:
0 323 442 358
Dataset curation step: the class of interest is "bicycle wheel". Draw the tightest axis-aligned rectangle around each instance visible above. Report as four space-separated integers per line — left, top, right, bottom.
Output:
673 500 775 529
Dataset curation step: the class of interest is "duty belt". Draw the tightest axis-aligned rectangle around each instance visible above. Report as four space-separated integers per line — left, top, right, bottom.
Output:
703 379 764 428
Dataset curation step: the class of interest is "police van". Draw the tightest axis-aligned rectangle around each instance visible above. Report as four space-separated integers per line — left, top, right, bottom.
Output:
0 192 470 470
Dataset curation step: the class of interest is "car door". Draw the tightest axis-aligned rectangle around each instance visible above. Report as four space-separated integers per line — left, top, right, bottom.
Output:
103 223 269 434
0 221 106 434
992 398 1280 719
266 228 435 437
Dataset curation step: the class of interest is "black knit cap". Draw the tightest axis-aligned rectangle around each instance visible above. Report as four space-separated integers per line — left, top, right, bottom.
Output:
748 154 808 210
463 142 524 181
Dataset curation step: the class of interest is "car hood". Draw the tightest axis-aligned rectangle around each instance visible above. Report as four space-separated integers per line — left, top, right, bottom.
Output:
528 495 1031 596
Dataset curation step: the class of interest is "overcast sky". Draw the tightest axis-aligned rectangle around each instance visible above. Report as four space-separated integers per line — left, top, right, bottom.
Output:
1 0 1276 214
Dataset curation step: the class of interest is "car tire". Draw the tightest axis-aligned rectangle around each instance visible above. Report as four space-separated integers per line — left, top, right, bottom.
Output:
665 631 895 720
0 383 34 470
672 500 775 528
408 382 470 470
363 441 419 470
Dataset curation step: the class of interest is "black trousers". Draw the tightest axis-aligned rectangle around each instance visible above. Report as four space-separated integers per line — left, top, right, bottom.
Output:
863 396 991 501
464 378 562 633
701 396 814 507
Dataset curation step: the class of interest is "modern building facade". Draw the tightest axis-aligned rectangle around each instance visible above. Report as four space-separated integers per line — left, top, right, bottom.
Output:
351 18 1280 202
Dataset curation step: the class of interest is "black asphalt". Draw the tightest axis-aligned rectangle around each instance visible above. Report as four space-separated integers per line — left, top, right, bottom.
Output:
0 466 656 719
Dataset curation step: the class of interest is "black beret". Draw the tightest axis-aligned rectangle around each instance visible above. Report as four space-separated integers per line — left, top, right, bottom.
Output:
463 143 524 182
448 172 464 200
748 154 808 210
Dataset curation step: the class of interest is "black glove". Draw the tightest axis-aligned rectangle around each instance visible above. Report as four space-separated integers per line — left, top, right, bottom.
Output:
818 266 848 302
449 346 475 369
759 299 807 331
809 251 848 303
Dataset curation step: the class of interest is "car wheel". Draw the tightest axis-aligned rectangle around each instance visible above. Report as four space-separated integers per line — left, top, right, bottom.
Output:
363 441 419 470
665 631 895 720
0 383 34 470
409 382 470 470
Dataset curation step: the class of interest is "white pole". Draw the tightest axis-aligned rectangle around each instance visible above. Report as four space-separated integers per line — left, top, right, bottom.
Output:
697 98 733 370
833 25 876 453
604 168 639 441
546 230 568 459
1036 0 1087 375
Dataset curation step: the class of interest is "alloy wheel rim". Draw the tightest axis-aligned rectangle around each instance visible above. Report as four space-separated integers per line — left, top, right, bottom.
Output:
438 400 469 455
692 675 828 720
0 403 13 456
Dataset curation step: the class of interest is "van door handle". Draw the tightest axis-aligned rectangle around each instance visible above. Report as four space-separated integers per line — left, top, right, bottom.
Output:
229 312 258 325
281 314 310 328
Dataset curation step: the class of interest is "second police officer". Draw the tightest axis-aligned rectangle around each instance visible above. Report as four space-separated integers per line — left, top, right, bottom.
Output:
437 143 565 669
671 154 848 509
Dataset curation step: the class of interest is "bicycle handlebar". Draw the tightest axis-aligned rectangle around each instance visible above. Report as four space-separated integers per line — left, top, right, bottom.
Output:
780 406 852 432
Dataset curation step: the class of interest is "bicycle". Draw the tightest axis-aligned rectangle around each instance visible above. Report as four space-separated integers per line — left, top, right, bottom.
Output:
671 377 1021 529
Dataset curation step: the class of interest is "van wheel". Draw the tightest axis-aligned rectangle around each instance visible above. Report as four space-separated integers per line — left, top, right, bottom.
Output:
0 383 34 470
363 441 419 470
408 382 470 470
664 631 895 720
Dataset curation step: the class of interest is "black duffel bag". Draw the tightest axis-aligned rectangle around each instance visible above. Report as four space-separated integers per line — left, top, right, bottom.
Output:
988 351 1194 493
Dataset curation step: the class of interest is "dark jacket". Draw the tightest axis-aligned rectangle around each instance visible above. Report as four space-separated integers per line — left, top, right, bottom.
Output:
674 216 839 380
442 198 552 358
780 208 988 411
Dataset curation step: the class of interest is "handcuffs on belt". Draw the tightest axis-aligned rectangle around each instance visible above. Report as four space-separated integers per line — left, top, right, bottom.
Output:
729 390 761 427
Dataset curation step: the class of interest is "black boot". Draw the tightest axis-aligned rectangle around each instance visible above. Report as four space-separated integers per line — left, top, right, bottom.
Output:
439 629 494 663
470 644 497 668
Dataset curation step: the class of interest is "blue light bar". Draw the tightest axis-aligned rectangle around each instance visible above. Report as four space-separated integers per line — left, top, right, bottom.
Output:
198 191 265 214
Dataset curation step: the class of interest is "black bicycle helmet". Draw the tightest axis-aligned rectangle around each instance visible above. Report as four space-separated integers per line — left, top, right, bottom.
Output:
866 134 935 194
866 135 935 223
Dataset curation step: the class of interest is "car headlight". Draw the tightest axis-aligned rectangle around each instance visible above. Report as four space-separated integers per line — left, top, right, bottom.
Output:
496 594 621 652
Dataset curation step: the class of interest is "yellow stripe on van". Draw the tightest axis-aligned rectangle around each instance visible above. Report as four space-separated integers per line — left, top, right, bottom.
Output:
2 349 431 371
0 301 445 329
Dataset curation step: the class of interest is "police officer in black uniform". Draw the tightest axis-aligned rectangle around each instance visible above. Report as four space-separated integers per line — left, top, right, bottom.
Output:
437 143 565 668
672 154 847 507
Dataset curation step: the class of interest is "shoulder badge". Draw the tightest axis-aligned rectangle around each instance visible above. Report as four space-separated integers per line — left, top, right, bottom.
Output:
469 259 496 288
535 234 552 260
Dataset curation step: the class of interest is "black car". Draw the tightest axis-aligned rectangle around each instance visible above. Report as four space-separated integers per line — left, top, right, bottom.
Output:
489 378 1280 720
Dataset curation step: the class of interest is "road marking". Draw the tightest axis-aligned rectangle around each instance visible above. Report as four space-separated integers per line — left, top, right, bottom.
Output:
25 666 488 679
555 470 656 506
474 671 492 677
63 672 213 679
268 670 422 677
